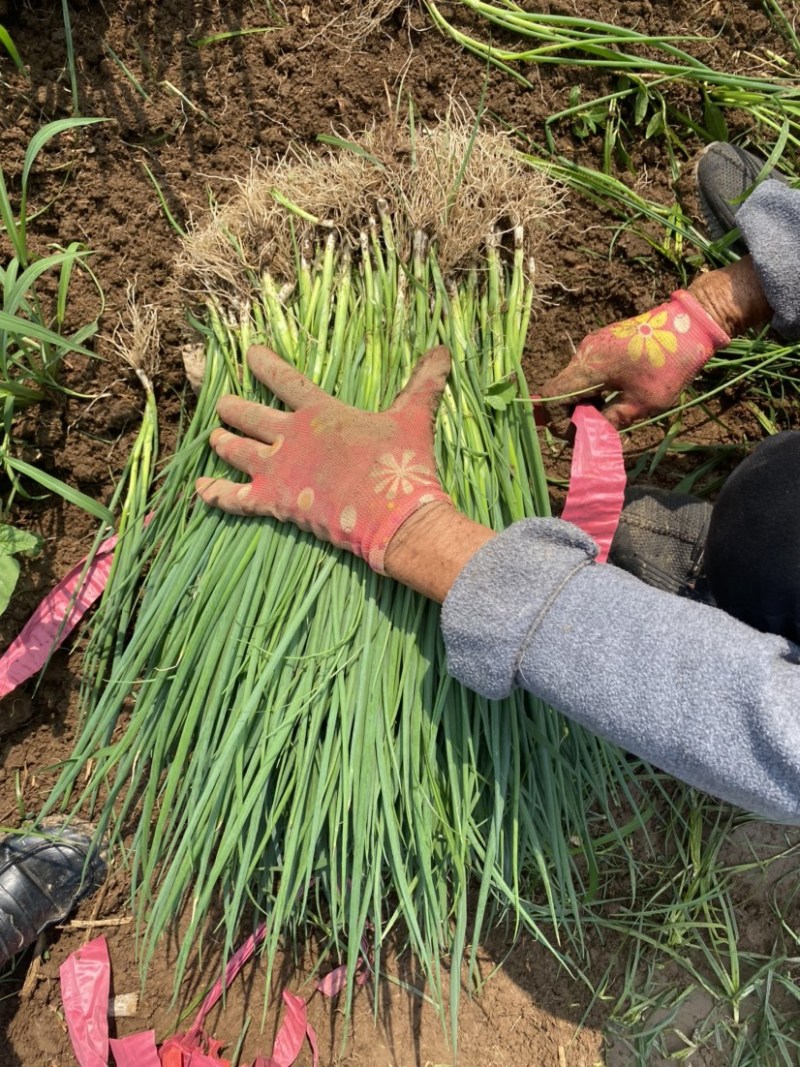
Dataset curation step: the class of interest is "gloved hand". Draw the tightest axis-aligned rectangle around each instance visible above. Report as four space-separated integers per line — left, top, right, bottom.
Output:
541 289 730 428
196 344 453 573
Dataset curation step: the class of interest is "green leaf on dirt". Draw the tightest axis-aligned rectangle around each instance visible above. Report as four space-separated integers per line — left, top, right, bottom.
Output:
645 110 665 139
0 524 42 616
0 309 95 359
0 555 20 616
702 92 729 141
634 85 649 125
0 25 24 71
316 134 388 169
484 377 519 411
21 118 107 198
0 525 41 557
188 26 282 47
4 455 113 524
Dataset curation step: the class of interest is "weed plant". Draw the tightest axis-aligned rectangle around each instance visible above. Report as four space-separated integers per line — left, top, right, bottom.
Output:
0 118 110 524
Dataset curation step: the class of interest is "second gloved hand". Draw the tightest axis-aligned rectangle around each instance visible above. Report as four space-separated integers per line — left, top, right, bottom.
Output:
196 344 454 573
542 289 731 428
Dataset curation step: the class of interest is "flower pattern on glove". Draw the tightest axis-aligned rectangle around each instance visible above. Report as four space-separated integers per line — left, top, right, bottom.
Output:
608 306 692 366
370 451 438 501
541 289 730 427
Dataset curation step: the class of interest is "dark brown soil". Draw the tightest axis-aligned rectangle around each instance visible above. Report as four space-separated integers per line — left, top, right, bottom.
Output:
0 1 793 1064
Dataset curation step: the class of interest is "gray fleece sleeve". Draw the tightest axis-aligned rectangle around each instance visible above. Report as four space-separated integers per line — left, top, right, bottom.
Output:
737 179 800 340
441 519 800 823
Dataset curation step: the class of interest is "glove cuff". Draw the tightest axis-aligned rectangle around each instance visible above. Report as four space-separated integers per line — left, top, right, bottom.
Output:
366 486 454 574
670 289 732 374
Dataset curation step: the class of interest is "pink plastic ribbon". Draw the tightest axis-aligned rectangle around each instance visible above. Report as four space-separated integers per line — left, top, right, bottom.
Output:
160 922 268 1065
561 405 626 563
0 513 156 700
60 936 111 1067
315 936 371 996
58 921 323 1067
259 992 317 1067
190 922 268 1033
0 533 118 698
110 1031 161 1067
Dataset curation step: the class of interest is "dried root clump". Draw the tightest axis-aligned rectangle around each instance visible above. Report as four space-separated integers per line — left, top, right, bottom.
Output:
326 0 410 42
180 104 564 301
112 282 160 392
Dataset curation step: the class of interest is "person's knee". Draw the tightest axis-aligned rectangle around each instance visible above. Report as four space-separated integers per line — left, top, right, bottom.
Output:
706 431 800 641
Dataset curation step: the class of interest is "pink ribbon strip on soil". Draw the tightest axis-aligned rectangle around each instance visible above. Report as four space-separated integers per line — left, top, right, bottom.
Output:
255 991 318 1067
109 1031 161 1067
315 936 371 996
62 924 321 1067
0 532 118 699
0 513 156 700
560 405 626 563
60 936 112 1067
158 922 269 1066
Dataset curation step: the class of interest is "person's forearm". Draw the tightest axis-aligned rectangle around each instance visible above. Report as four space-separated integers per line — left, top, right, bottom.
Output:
687 255 772 336
383 501 496 603
442 519 800 823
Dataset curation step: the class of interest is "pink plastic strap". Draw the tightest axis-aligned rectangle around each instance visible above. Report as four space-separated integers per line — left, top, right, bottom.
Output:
0 513 156 700
305 1023 319 1067
60 936 111 1067
264 992 306 1067
560 405 626 563
159 1038 229 1066
190 922 268 1034
258 992 318 1067
154 924 268 1066
110 1031 162 1067
0 533 118 698
315 965 347 997
186 1053 230 1067
159 1044 185 1067
316 937 370 996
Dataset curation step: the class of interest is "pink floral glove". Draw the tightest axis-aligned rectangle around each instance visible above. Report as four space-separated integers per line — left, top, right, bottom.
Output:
542 290 730 428
196 344 453 573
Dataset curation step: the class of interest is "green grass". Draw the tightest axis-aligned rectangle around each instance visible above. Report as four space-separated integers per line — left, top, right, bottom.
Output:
0 117 109 519
425 0 800 156
0 24 23 71
589 802 800 1064
60 0 79 114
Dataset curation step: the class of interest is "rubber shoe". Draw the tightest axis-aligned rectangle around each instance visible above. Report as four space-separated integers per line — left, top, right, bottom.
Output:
609 487 713 601
0 820 106 966
696 142 787 246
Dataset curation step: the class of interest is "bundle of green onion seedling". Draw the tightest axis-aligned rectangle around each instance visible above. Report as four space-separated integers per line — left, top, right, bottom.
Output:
44 180 649 1033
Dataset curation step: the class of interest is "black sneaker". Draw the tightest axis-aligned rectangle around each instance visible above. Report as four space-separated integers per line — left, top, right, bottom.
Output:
696 142 787 247
0 820 106 966
610 487 713 601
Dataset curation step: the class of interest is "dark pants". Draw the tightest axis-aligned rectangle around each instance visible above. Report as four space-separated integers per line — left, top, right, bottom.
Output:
706 431 800 643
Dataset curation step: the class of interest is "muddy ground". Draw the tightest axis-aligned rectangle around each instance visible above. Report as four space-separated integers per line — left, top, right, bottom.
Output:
0 1 797 1064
